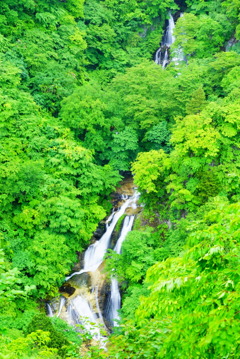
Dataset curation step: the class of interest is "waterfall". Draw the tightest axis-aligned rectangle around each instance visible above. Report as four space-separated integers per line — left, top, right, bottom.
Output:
66 196 133 281
57 296 66 317
108 278 121 326
114 215 135 255
54 187 140 343
83 197 133 272
107 202 138 326
155 12 185 68
155 13 175 67
46 303 54 317
68 296 100 339
163 13 175 47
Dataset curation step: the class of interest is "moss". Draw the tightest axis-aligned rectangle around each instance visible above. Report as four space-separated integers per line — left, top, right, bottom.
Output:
114 214 127 233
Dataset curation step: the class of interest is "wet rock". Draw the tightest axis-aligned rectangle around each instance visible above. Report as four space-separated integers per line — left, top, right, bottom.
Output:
94 222 106 239
111 193 123 207
59 283 76 296
69 272 91 289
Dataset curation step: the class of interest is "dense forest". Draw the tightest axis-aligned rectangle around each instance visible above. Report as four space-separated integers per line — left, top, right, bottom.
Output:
0 0 239 358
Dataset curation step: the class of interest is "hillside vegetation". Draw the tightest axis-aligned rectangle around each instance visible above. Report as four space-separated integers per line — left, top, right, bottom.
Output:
0 0 239 358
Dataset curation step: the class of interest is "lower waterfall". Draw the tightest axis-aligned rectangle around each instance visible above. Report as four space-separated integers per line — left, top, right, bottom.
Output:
107 215 135 326
48 180 140 346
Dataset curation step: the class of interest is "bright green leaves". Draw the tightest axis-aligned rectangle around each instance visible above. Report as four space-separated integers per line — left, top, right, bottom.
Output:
110 61 175 129
0 0 239 356
0 0 87 115
221 66 240 94
132 150 169 194
143 121 171 152
27 232 74 295
132 75 240 213
0 249 33 302
173 12 232 59
186 87 207 115
171 114 221 158
110 202 240 359
107 127 139 171
0 78 121 299
106 229 159 284
60 83 108 142
0 330 59 359
83 0 174 74
0 59 21 88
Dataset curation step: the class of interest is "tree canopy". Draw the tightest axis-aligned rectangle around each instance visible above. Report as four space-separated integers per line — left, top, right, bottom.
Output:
0 0 240 357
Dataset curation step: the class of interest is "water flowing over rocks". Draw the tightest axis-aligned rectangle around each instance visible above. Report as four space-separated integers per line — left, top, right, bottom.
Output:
155 12 185 68
47 178 141 345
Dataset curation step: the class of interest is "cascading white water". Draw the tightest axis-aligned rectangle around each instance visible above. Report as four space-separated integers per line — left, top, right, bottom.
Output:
114 216 135 255
155 12 185 68
107 197 138 326
57 296 66 317
155 13 175 67
68 296 100 339
83 197 133 272
66 196 133 281
93 285 108 332
162 48 169 68
54 190 139 343
46 303 54 317
163 13 175 47
108 278 121 325
107 216 135 326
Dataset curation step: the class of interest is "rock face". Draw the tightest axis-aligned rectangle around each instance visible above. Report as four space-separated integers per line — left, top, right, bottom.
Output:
114 176 136 197
59 283 76 297
94 222 106 239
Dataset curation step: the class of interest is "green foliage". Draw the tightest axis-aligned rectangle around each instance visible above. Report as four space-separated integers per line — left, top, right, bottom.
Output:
107 127 139 171
106 228 159 284
106 203 240 358
143 121 171 152
131 149 170 211
108 61 179 130
0 249 32 302
0 329 59 359
1 0 240 356
27 314 75 357
186 86 206 114
173 12 232 59
83 0 177 76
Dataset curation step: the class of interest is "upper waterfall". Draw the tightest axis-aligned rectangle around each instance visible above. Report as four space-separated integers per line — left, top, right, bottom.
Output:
155 12 185 68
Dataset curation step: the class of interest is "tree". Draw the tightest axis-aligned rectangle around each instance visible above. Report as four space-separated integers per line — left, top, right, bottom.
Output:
173 13 231 59
105 202 240 359
186 87 206 114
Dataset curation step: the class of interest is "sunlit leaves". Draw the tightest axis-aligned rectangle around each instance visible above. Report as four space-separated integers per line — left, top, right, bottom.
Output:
173 12 232 58
107 203 240 358
132 150 169 193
